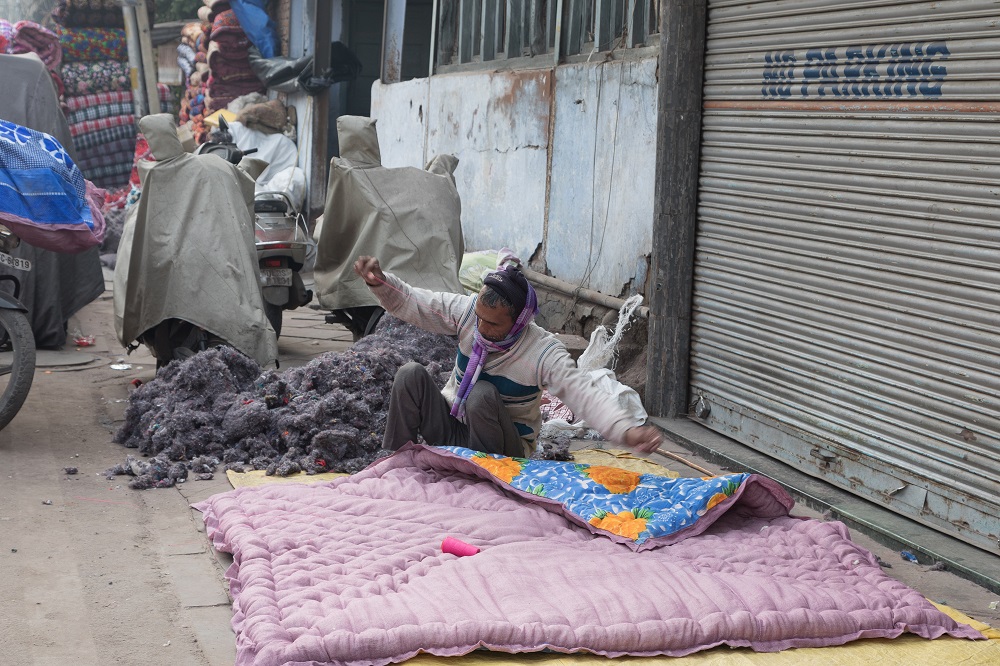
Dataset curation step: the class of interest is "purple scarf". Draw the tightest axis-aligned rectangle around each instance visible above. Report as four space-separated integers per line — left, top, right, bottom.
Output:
450 278 538 420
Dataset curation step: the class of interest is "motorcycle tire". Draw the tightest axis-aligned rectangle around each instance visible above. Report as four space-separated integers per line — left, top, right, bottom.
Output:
0 308 36 431
265 302 283 337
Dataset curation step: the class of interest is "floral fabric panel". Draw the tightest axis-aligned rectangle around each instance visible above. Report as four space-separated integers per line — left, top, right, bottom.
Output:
58 27 127 62
442 446 749 545
61 60 131 96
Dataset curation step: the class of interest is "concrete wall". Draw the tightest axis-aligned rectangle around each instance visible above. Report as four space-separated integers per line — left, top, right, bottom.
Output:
371 56 658 298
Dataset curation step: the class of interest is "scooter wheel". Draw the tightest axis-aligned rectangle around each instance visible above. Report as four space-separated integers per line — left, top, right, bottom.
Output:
0 308 36 430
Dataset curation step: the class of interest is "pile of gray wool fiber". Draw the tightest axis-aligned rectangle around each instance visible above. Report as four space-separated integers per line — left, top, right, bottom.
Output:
107 315 456 489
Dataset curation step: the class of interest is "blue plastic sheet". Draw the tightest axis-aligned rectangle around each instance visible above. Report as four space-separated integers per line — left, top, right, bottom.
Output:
0 119 104 253
230 0 279 59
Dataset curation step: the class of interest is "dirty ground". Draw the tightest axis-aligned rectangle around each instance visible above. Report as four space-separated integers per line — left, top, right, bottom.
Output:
0 271 997 666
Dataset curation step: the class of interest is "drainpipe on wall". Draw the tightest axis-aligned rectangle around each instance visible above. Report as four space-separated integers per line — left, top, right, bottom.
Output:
382 0 406 83
522 268 650 319
309 0 332 221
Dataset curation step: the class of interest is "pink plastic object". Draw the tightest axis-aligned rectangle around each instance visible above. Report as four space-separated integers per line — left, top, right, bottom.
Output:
441 536 480 557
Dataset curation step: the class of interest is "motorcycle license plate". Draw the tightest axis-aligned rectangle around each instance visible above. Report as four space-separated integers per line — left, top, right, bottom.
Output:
260 268 292 287
0 251 30 272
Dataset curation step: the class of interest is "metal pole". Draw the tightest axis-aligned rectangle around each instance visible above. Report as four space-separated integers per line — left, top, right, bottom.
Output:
553 0 563 67
122 4 147 118
381 0 406 83
135 0 161 115
309 0 333 222
428 0 439 76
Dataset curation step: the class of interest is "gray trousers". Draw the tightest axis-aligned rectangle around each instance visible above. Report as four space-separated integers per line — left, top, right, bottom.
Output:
384 362 525 457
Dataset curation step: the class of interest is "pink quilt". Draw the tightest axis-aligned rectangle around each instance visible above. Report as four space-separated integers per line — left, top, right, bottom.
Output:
194 444 983 666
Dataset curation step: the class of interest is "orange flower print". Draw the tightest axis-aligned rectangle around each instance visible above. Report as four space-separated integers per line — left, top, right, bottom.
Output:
585 466 641 494
471 453 524 484
699 479 739 515
706 492 728 510
589 508 654 540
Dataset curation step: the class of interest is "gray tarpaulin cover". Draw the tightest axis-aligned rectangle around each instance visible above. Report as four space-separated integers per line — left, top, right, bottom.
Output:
113 114 278 366
0 53 104 348
313 116 465 310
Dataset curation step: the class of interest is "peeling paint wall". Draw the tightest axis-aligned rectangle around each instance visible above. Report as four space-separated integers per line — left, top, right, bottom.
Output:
371 78 430 169
371 55 658 298
547 59 657 297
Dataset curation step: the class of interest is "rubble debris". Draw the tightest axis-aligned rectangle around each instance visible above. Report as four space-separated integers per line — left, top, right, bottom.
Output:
64 467 78 475
107 316 455 489
42 500 52 505
532 436 573 461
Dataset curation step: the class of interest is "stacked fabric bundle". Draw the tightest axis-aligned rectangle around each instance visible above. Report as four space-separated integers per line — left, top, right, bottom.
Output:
204 8 265 113
8 21 64 97
177 2 264 146
0 19 12 52
51 0 156 29
176 21 205 85
178 21 210 131
66 86 172 189
51 0 164 190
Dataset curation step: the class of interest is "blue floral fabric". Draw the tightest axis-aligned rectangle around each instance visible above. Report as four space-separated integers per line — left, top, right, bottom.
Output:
441 446 750 546
0 119 96 232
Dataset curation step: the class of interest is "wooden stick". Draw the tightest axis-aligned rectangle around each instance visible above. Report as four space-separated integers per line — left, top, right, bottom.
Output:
654 447 714 476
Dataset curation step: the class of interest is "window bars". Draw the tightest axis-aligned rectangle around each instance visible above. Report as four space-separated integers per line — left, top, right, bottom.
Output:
435 0 659 69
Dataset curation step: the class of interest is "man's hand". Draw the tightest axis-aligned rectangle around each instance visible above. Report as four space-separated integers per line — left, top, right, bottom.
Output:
353 256 385 287
624 425 662 454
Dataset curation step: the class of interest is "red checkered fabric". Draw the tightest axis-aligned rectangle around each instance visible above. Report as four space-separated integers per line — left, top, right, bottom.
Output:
540 391 575 422
64 83 171 112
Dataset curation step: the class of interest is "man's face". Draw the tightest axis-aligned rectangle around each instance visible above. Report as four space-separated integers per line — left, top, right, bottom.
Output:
475 289 515 342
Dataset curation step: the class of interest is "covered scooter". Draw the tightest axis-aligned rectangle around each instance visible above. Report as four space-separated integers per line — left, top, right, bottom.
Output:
313 116 465 338
114 114 278 368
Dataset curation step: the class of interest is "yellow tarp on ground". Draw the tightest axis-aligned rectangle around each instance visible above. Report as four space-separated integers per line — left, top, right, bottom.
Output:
225 450 998 663
406 602 998 665
570 448 680 478
226 468 348 488
226 448 678 489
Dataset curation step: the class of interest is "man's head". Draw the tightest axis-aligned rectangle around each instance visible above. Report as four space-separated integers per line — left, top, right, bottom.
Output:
476 265 531 342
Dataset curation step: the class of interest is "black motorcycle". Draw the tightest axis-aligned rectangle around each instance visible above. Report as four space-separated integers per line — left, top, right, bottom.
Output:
0 224 35 429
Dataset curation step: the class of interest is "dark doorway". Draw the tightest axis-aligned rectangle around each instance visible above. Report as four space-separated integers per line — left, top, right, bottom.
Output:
345 0 434 117
346 0 385 117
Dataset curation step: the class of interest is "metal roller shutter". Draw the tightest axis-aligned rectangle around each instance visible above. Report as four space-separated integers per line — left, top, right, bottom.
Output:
691 0 1000 553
